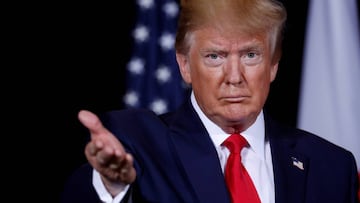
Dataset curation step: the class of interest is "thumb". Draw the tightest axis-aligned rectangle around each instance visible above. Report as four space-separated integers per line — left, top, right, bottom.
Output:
78 109 107 136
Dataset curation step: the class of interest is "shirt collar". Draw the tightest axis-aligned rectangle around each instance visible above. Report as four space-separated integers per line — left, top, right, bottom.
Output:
190 91 266 160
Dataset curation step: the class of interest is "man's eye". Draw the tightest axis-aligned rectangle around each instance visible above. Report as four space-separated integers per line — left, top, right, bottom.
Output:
208 53 219 59
242 51 262 65
204 53 223 67
247 52 256 58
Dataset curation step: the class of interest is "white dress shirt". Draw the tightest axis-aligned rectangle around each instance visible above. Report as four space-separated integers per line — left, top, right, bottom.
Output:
191 92 275 203
93 91 275 203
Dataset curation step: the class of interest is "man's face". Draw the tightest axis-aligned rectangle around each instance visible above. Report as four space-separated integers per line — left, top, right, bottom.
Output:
176 27 278 133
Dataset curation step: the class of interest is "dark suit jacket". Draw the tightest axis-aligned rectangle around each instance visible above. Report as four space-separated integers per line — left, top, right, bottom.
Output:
61 98 359 203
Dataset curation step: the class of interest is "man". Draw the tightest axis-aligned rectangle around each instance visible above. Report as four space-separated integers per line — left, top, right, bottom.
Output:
61 0 359 202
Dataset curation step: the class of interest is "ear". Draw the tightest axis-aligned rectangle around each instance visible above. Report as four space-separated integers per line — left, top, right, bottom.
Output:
176 52 192 84
270 62 279 82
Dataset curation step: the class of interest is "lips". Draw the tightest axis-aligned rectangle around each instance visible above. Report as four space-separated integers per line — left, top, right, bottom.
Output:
221 96 249 102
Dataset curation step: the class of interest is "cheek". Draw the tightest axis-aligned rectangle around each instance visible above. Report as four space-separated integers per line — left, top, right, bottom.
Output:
189 59 213 84
247 69 272 95
190 70 210 92
192 68 224 92
191 68 224 104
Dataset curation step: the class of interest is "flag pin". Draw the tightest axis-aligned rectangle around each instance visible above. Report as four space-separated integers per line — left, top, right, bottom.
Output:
291 157 304 170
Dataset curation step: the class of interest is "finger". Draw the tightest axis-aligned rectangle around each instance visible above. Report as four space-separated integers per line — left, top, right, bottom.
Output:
119 153 133 168
86 138 107 157
78 110 108 136
96 145 118 165
79 110 122 149
108 150 125 169
119 154 136 183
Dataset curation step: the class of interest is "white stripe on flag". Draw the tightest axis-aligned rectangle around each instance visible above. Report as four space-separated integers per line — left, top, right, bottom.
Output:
298 0 360 171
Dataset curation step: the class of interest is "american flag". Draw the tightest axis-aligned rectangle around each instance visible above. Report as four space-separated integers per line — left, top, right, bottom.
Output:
123 0 189 115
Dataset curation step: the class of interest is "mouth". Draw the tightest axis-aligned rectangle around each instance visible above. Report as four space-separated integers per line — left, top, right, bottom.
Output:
221 96 249 103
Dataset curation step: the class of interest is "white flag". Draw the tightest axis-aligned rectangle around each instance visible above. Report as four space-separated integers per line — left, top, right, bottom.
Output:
298 0 360 173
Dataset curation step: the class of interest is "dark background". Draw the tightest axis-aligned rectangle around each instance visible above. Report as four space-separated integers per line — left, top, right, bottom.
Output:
12 1 358 202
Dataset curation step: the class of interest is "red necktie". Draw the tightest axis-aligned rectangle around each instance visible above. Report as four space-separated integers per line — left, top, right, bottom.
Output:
222 133 261 203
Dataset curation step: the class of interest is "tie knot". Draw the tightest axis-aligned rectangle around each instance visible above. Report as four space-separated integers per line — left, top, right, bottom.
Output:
222 133 248 153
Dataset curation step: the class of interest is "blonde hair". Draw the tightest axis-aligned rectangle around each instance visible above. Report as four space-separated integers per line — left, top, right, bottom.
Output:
175 0 287 63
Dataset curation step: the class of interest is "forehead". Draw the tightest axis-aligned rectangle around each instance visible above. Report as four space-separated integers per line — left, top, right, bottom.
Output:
191 27 268 49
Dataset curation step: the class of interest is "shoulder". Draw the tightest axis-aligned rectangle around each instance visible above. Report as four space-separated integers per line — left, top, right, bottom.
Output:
264 112 356 162
99 108 162 129
98 108 174 143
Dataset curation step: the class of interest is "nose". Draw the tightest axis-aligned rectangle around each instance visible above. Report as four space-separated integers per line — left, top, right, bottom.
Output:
225 56 243 85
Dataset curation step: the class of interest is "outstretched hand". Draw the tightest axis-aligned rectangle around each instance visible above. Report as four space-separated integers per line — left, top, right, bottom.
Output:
78 110 136 194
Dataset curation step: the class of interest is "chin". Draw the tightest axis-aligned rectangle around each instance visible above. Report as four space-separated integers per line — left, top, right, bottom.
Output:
224 112 248 122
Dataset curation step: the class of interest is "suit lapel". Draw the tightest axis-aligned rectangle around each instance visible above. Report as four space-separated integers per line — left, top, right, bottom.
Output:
265 113 309 203
167 100 231 203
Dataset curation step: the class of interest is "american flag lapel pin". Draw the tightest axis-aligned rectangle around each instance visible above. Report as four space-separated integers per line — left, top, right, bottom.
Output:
291 157 304 170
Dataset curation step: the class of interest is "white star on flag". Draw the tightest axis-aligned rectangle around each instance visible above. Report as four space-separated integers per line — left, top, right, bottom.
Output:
124 0 190 113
